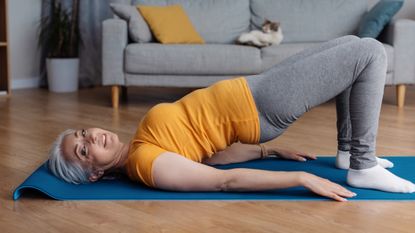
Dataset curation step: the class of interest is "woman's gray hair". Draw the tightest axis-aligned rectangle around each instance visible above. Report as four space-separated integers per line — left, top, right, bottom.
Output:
48 129 91 184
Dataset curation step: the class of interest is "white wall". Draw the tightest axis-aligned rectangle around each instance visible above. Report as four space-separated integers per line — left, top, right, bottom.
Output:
8 0 42 89
6 0 415 89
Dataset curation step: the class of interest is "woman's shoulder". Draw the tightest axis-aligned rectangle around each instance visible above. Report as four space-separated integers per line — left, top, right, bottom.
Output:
126 141 168 187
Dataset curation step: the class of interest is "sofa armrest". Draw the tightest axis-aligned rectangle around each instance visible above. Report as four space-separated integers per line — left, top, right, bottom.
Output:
102 18 128 86
379 19 415 84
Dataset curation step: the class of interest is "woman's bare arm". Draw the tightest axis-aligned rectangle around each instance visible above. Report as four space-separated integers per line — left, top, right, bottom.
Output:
152 152 356 201
223 168 355 201
202 142 317 165
202 142 264 165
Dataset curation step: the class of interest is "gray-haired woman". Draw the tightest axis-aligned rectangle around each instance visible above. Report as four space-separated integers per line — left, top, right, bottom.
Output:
48 35 415 202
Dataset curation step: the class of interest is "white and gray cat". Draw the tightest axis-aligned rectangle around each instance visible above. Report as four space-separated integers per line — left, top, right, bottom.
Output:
236 19 283 47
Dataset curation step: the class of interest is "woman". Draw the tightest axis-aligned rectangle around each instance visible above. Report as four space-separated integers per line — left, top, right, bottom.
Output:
48 35 415 202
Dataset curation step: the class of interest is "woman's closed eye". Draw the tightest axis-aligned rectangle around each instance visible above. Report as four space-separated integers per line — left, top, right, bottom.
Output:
80 129 88 157
81 129 87 137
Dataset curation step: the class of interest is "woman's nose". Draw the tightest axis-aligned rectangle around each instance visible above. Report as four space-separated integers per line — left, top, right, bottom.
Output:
87 133 97 144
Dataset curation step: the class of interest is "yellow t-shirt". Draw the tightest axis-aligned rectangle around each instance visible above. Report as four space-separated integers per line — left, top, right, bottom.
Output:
125 77 260 187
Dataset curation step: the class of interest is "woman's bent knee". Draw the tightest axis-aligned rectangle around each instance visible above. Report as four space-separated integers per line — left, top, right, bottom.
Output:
360 38 387 61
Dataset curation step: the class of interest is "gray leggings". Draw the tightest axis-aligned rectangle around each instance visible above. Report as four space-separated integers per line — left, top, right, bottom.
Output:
245 35 387 170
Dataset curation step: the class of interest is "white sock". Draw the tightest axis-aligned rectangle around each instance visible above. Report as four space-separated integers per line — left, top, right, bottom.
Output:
347 164 415 193
335 150 394 170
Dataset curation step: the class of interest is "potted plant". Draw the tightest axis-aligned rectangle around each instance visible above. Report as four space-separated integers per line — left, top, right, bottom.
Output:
38 0 80 93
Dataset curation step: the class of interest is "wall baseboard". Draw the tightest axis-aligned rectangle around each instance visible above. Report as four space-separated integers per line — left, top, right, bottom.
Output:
11 76 41 89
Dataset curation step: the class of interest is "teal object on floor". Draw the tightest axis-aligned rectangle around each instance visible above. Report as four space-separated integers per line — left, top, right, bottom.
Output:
13 156 415 201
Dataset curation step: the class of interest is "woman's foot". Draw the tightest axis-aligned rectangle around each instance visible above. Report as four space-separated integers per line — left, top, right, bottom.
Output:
347 164 415 193
335 150 394 170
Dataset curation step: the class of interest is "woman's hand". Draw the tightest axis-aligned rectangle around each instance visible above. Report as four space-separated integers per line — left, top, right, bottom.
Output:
268 146 317 162
300 172 356 202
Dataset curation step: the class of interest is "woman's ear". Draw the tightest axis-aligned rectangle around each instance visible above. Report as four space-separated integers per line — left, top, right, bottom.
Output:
88 169 104 182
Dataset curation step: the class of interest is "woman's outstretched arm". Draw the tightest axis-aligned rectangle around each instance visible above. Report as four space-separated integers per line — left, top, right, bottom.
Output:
152 152 356 201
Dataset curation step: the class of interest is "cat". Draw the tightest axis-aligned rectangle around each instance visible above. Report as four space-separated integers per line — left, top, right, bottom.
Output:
236 19 283 48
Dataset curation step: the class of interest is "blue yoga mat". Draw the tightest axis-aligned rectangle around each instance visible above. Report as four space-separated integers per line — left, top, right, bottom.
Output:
13 156 415 201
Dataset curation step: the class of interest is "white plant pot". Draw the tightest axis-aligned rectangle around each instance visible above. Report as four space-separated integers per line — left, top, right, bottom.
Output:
46 58 79 93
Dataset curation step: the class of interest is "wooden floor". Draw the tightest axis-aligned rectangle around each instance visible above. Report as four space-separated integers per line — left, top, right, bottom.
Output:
1 84 415 233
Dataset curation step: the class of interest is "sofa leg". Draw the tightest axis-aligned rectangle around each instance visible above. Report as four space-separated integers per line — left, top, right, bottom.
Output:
112 85 120 108
396 84 406 108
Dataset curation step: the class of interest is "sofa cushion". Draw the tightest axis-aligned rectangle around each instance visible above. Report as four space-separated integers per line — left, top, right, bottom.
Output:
125 43 262 75
250 0 368 43
109 3 153 43
358 0 404 38
260 42 394 73
137 4 204 44
132 0 250 44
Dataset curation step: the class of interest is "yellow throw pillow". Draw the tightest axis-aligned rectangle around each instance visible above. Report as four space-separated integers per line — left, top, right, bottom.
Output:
137 4 204 44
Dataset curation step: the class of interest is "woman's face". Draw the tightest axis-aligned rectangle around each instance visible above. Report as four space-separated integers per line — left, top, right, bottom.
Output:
61 128 123 171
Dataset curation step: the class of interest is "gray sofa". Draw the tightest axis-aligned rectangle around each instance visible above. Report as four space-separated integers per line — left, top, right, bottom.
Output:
103 0 415 108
